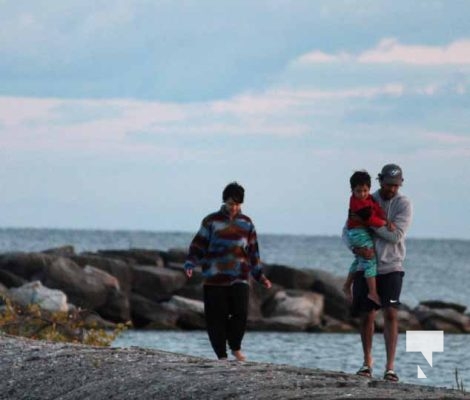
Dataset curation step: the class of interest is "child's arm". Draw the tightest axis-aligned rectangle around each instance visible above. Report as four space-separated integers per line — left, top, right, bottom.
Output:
367 213 387 228
366 197 387 228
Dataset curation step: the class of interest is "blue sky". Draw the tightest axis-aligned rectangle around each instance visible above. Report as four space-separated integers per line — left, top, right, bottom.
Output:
1 0 470 239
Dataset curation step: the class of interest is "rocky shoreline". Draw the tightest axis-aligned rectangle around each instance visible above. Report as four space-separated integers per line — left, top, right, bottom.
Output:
0 246 469 333
0 334 468 399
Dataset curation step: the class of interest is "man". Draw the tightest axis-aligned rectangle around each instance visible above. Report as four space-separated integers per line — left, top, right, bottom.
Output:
343 164 413 382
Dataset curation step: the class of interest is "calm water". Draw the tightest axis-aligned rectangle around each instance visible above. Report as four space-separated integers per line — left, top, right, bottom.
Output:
1 228 469 389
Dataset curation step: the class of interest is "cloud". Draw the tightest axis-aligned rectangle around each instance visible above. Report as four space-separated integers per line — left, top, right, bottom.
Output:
423 131 470 146
296 51 343 64
297 38 470 66
1 79 467 165
0 82 410 151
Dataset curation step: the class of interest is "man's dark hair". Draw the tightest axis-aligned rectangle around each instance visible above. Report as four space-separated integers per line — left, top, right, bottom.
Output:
222 182 245 203
350 170 371 190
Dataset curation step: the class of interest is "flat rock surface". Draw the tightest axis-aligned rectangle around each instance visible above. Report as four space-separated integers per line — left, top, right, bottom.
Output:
0 334 468 399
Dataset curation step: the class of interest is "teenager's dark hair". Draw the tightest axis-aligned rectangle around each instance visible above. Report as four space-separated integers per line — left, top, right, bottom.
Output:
222 182 245 203
350 170 371 190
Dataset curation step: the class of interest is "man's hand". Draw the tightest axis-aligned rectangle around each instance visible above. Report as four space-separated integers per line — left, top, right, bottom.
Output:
387 221 397 232
353 247 375 259
185 269 193 278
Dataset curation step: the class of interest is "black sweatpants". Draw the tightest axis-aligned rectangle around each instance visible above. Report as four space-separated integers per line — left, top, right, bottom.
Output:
203 283 249 359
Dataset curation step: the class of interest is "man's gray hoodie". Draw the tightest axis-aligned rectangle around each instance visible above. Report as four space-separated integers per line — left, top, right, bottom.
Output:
343 190 413 275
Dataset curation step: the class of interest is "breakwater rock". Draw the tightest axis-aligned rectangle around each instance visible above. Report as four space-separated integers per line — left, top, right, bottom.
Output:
1 246 469 333
0 334 468 400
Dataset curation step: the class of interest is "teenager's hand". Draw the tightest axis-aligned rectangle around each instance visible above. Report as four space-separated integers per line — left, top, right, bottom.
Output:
185 269 193 278
263 278 272 289
387 221 397 232
353 247 375 260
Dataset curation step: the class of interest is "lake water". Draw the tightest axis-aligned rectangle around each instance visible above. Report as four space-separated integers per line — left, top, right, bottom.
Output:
1 228 469 389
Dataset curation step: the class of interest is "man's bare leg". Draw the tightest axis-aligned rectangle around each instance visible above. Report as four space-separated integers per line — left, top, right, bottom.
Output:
360 310 376 367
383 307 399 371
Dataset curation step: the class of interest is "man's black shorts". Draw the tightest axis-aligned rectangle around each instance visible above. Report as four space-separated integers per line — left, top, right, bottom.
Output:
351 271 404 317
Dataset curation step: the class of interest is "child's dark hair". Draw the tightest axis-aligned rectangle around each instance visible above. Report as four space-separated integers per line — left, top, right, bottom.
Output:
222 182 245 203
350 170 371 190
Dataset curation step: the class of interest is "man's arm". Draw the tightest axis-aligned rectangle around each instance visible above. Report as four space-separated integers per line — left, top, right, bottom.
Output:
372 198 412 244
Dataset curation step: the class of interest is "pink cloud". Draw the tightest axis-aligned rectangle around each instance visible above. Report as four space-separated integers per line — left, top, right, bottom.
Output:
423 132 470 145
359 38 470 65
297 38 470 66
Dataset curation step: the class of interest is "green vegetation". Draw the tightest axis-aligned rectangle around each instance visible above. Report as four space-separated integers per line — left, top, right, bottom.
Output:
0 295 128 346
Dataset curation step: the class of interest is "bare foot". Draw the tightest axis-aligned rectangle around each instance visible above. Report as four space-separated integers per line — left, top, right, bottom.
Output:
231 350 246 361
368 293 381 306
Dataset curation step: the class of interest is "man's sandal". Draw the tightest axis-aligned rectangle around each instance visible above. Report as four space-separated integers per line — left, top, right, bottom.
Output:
383 369 399 382
356 365 372 378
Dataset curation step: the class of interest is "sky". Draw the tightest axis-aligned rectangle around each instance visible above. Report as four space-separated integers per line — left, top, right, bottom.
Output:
1 0 470 239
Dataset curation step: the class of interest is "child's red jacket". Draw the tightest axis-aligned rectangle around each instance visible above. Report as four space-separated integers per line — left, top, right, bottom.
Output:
347 195 386 229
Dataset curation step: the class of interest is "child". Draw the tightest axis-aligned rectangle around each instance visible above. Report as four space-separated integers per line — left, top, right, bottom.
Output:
343 170 394 306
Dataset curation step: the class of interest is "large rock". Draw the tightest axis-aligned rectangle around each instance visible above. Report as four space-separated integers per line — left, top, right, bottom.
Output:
248 315 314 332
129 293 205 330
249 280 281 321
419 300 467 314
42 246 76 257
131 265 187 302
164 248 188 264
0 269 27 288
168 295 204 314
264 290 324 329
172 262 204 301
42 258 110 310
8 281 68 312
97 249 165 268
263 265 350 322
413 305 470 333
309 269 350 322
0 252 54 280
320 315 355 333
80 266 130 322
72 254 134 294
264 264 316 291
83 265 120 290
129 293 179 329
167 295 205 330
96 288 131 323
374 309 421 333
